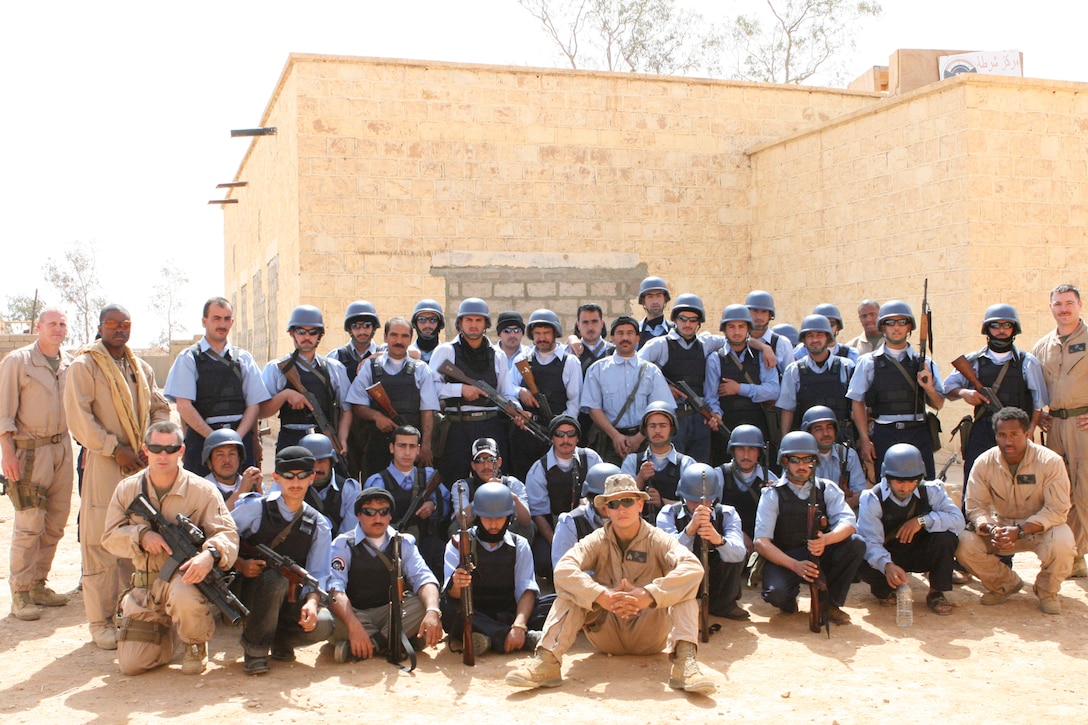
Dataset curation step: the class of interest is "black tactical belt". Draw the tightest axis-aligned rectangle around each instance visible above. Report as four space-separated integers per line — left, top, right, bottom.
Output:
876 420 926 430
14 434 65 448
445 411 498 422
616 425 640 436
1051 406 1088 419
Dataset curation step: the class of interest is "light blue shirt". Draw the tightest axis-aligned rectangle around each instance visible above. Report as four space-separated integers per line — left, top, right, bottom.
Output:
429 337 522 412
364 463 446 513
815 445 867 493
344 354 440 411
525 447 603 516
792 342 860 363
754 477 856 542
704 346 780 416
442 529 539 603
231 492 332 594
328 526 438 596
266 472 361 537
857 480 965 572
941 347 1048 411
551 503 604 569
261 353 351 429
509 347 583 418
582 354 674 429
776 354 856 412
163 338 270 423
657 501 747 563
846 344 944 423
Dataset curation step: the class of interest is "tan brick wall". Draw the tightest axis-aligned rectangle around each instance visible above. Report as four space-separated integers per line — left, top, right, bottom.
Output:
223 55 880 358
748 73 1088 433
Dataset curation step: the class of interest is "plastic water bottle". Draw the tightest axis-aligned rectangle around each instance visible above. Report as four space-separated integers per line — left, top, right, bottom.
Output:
896 583 913 627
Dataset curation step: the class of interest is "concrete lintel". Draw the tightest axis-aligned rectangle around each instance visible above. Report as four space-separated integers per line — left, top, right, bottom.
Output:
431 251 639 270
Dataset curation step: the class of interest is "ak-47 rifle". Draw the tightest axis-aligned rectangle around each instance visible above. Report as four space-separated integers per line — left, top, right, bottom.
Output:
240 541 329 603
387 533 416 671
366 380 409 426
950 355 1004 415
437 361 550 444
456 481 476 666
669 379 731 439
515 359 555 424
838 442 851 491
570 450 582 512
806 486 830 638
918 278 934 413
125 492 249 625
698 468 711 643
278 352 345 466
937 453 958 482
396 467 444 533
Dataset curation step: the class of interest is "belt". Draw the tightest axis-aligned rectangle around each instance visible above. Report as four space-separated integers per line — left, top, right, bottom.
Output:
1051 406 1088 420
616 426 640 436
445 411 498 422
14 434 66 449
876 420 926 430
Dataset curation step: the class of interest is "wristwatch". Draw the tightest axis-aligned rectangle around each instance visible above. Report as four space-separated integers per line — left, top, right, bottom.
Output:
206 545 222 568
916 516 926 529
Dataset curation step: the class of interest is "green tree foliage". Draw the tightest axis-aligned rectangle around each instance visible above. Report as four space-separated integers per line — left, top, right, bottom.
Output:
42 242 106 347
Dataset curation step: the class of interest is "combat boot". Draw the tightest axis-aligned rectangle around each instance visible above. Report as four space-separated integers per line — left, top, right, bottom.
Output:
11 591 42 621
181 642 207 675
30 580 68 607
505 648 562 688
91 624 118 650
669 641 716 695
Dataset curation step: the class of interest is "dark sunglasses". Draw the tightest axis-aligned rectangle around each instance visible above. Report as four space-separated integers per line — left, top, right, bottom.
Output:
500 326 523 334
279 470 314 480
606 497 638 510
294 327 322 336
675 315 701 324
350 320 375 330
882 319 911 327
988 321 1015 330
551 429 579 438
785 455 818 465
474 455 498 464
360 506 392 517
101 320 132 331
415 315 440 324
146 444 182 454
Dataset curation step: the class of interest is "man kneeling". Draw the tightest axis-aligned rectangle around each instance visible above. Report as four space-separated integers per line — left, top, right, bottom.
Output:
506 474 716 695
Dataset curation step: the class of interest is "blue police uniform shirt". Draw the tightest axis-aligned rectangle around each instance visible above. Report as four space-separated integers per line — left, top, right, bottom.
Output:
442 528 538 603
857 480 965 572
163 338 271 423
231 491 333 594
328 525 438 596
754 477 856 542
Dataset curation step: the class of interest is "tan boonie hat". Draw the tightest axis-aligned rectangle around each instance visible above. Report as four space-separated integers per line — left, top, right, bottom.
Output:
593 473 650 508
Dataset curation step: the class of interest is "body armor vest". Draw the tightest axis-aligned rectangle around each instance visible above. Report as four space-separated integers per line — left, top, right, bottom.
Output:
346 537 395 610
372 358 423 428
305 481 344 534
772 480 828 551
865 351 924 417
663 337 706 389
795 357 851 427
880 486 933 543
718 349 764 416
278 356 335 426
248 499 319 566
191 346 245 419
444 341 498 409
471 535 517 616
543 450 589 517
973 351 1032 418
718 462 764 537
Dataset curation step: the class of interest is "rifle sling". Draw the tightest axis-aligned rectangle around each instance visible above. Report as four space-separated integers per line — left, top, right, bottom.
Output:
610 362 648 428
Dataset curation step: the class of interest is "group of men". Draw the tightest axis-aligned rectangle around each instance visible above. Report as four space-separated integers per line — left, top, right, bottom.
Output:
1 279 1085 692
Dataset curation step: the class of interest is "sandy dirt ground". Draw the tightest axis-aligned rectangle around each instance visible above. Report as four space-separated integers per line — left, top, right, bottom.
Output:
3 447 1088 725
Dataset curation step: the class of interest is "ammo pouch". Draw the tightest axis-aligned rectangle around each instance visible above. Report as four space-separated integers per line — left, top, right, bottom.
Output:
955 415 973 459
4 445 46 511
114 585 167 644
431 412 451 459
926 412 943 453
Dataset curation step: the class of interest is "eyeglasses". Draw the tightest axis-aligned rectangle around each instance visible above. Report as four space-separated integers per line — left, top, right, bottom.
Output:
474 455 498 464
279 470 314 480
551 430 579 438
350 321 375 330
676 315 701 324
882 319 912 327
360 506 392 517
988 321 1015 330
415 315 440 324
294 327 322 336
146 444 182 454
785 455 818 466
606 497 639 510
500 327 523 335
101 320 132 331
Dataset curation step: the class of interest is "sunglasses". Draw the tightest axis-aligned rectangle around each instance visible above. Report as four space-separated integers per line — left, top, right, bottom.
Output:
101 320 132 331
474 455 498 463
988 321 1015 330
675 315 701 324
294 327 322 336
350 321 375 330
606 497 639 510
500 327 523 334
785 455 818 465
551 429 579 438
279 470 314 480
360 506 392 517
882 319 912 327
415 315 440 324
146 444 182 454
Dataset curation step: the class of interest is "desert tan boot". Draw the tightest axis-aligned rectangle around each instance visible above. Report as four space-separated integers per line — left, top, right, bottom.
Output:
505 648 562 688
11 591 42 621
669 641 716 695
31 580 68 607
181 643 208 675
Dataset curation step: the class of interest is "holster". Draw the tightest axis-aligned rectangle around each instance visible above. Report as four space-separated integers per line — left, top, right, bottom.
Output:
926 412 943 452
5 447 46 511
431 412 451 459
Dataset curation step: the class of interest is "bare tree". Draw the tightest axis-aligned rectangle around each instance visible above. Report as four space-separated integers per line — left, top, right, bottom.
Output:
150 264 189 350
42 242 107 346
518 0 723 76
731 0 881 85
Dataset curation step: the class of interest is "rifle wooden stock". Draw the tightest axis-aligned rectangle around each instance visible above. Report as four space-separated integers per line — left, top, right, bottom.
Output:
456 482 476 666
387 533 416 671
670 379 731 439
515 359 555 423
950 355 1004 414
366 381 409 426
437 361 550 443
698 471 711 643
278 354 344 465
396 468 444 532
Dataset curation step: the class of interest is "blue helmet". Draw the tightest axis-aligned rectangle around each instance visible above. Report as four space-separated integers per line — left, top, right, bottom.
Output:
670 293 706 323
981 303 1021 335
286 305 324 332
412 299 445 333
638 276 671 304
201 428 245 467
882 444 926 480
744 290 776 316
779 431 819 458
584 462 621 498
472 482 516 518
677 463 722 502
456 298 492 327
344 300 379 332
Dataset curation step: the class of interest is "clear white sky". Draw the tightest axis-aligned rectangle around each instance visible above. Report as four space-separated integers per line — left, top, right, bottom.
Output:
2 1 1084 346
